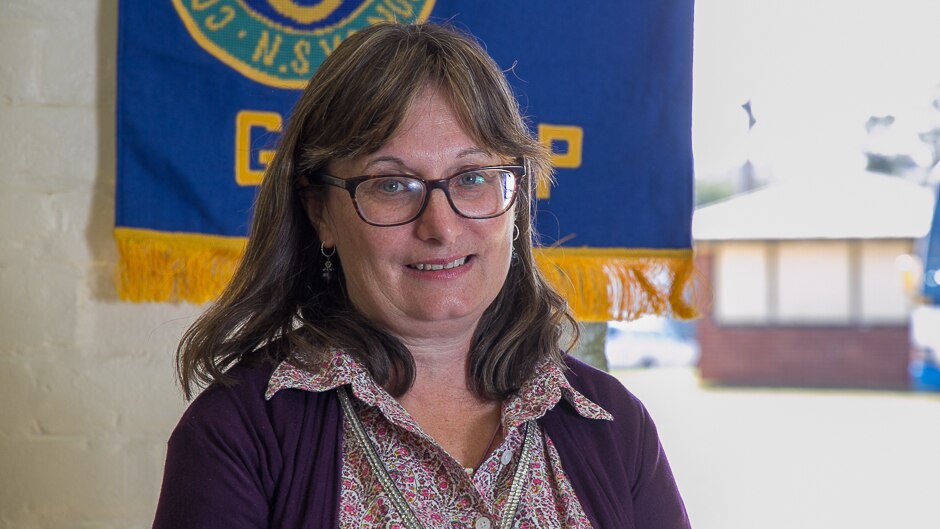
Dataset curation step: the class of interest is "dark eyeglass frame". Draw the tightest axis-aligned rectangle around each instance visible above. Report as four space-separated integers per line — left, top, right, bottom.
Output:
309 162 525 227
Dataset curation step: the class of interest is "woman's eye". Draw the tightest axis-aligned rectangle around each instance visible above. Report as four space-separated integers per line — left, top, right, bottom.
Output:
377 178 415 194
380 180 404 192
457 172 487 186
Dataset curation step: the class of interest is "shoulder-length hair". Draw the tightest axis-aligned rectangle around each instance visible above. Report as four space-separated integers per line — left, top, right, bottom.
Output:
177 22 577 400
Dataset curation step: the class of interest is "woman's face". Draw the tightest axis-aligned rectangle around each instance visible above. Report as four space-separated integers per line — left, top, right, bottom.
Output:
310 86 515 341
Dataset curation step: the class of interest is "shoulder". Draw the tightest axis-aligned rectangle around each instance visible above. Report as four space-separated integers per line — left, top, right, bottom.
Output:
190 361 277 406
156 362 345 527
179 357 344 450
546 356 660 477
542 355 656 461
545 357 691 528
176 361 277 431
171 360 340 452
167 361 279 465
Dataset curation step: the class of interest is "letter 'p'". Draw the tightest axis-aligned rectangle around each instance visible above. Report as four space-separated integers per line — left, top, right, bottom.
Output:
537 124 583 199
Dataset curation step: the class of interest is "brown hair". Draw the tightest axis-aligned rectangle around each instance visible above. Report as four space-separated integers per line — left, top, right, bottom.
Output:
177 22 577 400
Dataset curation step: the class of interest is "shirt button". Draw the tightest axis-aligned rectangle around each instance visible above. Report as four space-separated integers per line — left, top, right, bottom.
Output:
500 449 513 465
475 517 492 529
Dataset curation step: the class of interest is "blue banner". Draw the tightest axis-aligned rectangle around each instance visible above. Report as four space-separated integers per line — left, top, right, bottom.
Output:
116 1 695 319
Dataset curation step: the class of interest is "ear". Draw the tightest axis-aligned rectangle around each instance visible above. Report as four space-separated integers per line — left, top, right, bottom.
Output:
299 186 336 248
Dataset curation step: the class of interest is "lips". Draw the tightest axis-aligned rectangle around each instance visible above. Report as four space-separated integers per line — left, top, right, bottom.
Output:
407 256 469 271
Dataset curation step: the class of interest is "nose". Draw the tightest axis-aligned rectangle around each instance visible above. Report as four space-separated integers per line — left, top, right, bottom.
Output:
413 188 462 243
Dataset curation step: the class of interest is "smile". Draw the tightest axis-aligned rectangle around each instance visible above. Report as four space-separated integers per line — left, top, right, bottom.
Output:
408 257 469 271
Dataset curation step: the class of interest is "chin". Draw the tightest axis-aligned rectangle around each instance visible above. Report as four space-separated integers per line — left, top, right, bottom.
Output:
410 297 490 325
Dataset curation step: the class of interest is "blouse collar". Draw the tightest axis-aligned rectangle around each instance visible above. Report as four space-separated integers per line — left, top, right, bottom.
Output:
266 349 612 434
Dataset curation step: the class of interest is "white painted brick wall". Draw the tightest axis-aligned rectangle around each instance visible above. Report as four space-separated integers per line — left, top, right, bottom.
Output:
1 1 199 527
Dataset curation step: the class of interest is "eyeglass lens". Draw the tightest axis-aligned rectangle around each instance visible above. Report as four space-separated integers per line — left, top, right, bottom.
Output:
355 168 517 225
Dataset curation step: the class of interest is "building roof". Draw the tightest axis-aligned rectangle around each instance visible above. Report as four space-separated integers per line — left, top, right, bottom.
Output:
693 173 936 241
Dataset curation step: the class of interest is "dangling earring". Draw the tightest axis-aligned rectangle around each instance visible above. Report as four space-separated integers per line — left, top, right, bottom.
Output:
321 243 336 282
511 224 520 262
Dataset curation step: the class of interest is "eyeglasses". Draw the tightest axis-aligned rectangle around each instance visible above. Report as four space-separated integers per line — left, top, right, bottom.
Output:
310 163 524 227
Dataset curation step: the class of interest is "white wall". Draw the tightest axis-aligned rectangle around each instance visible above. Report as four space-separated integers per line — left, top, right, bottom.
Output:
0 2 201 527
776 241 852 324
713 240 912 326
714 241 768 323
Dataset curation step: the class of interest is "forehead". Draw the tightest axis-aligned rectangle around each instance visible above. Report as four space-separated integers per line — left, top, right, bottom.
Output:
345 87 497 173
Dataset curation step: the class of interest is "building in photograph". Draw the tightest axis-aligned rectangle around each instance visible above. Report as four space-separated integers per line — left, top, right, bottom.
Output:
693 174 935 389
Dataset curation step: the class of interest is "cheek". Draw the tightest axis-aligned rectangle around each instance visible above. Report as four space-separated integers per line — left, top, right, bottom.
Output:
334 223 402 280
480 219 515 274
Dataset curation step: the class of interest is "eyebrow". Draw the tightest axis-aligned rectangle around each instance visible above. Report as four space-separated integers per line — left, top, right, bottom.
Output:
455 147 490 159
360 148 492 172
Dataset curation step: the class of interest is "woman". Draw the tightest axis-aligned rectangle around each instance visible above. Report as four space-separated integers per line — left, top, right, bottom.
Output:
153 23 690 529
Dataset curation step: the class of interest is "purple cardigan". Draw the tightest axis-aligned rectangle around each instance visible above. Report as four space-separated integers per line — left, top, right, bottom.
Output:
153 356 690 528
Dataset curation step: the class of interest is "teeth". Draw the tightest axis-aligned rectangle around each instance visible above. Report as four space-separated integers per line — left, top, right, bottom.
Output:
411 257 467 271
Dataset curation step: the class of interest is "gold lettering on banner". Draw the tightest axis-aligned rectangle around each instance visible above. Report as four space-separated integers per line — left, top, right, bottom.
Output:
236 111 283 186
537 124 584 199
252 31 283 66
291 40 311 75
205 5 235 31
191 0 220 11
268 0 342 24
174 0 434 89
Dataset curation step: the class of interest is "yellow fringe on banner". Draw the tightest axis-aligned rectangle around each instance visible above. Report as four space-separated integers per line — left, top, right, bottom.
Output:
114 228 246 303
115 229 699 320
534 247 699 322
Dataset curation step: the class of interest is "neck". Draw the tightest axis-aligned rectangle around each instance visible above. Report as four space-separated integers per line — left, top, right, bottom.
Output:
396 328 475 391
392 328 504 470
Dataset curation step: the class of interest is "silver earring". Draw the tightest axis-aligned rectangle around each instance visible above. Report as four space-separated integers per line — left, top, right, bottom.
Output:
512 224 520 261
321 243 336 282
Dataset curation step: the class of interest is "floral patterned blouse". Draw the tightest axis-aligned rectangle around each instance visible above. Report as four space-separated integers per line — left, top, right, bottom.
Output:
266 351 613 529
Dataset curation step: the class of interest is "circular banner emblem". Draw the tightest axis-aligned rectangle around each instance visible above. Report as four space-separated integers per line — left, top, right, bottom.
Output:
173 0 436 89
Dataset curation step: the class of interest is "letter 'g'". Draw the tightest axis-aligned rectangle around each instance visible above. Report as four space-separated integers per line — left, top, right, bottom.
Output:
236 111 283 186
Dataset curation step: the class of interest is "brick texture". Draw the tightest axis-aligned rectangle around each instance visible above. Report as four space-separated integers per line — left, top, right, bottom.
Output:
0 1 197 528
